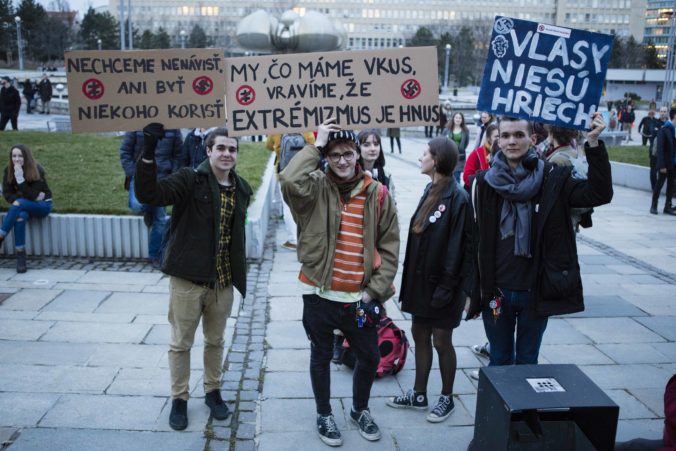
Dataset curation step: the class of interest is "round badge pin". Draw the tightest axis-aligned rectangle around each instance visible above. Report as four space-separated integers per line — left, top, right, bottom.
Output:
434 211 442 218
429 216 437 223
438 204 446 212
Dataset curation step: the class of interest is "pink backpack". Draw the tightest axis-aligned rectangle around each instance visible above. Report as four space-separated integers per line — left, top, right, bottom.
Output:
342 315 409 378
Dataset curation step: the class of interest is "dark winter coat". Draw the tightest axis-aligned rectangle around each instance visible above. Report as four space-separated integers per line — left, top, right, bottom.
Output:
2 165 52 203
656 122 676 171
181 128 211 169
399 180 472 327
119 129 184 180
467 141 613 319
638 116 661 139
37 78 52 102
0 86 21 115
135 159 252 296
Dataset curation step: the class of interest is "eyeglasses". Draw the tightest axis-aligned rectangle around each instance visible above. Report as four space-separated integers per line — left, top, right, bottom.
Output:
327 151 355 163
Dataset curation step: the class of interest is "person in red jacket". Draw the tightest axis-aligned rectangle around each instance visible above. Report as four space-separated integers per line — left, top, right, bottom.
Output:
462 123 498 189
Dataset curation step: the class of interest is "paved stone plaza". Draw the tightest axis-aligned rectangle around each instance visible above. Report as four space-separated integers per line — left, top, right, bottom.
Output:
0 134 674 450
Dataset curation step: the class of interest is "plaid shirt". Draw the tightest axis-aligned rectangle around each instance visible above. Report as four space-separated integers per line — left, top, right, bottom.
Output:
216 184 236 288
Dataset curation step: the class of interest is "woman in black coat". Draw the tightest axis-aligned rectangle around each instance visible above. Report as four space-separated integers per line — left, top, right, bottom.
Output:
386 137 472 423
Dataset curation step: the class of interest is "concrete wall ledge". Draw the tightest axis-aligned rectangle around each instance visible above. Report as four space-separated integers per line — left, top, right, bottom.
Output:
0 155 277 261
610 161 652 192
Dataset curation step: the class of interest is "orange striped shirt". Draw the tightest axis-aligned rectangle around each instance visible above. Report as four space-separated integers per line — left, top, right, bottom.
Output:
331 179 372 292
299 176 373 293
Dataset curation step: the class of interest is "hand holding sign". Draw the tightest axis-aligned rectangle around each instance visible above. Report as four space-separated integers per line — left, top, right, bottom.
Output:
586 112 606 148
477 16 613 131
142 122 166 161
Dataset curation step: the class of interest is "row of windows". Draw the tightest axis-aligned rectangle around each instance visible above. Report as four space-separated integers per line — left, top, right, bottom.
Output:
644 26 673 35
565 12 630 23
565 0 632 8
348 37 405 49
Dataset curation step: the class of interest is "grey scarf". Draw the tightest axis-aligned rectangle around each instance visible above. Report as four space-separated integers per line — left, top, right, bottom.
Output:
484 150 544 257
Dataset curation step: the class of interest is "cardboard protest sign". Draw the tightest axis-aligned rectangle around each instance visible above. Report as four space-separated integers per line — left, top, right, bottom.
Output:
224 47 440 136
477 17 613 130
65 49 225 133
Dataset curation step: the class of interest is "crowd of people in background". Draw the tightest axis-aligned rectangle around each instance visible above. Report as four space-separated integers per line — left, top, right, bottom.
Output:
0 73 53 131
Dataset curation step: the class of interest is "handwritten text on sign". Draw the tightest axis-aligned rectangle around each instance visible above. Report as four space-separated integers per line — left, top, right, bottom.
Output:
224 47 440 136
477 17 613 130
65 49 226 133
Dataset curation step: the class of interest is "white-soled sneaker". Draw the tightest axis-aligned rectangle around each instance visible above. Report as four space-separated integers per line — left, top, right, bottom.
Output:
350 408 381 441
426 394 455 423
316 413 342 447
386 389 428 410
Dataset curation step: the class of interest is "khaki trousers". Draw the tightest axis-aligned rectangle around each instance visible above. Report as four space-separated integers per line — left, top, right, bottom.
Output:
168 276 234 400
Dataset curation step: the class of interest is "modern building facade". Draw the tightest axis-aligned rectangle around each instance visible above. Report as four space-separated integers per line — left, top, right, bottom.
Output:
643 0 676 60
109 0 646 53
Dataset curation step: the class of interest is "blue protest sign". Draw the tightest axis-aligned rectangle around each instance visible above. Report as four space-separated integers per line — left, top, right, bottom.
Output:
477 16 613 131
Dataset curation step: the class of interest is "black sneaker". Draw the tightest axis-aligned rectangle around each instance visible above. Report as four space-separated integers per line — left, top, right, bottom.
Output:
169 398 188 430
350 407 381 441
205 390 230 420
386 389 428 410
426 395 455 423
143 210 154 228
316 413 342 447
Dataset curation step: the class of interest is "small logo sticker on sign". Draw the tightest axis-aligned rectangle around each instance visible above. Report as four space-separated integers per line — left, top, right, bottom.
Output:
536 23 572 39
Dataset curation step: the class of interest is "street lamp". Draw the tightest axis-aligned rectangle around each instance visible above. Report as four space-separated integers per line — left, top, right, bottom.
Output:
180 30 187 49
97 38 102 51
15 16 23 71
119 0 125 50
443 43 451 94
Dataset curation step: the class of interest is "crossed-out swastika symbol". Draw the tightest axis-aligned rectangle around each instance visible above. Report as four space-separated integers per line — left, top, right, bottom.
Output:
236 85 256 106
400 79 421 99
82 78 105 100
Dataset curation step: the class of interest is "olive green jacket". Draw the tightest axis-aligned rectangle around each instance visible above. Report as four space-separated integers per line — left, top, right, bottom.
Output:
279 145 400 300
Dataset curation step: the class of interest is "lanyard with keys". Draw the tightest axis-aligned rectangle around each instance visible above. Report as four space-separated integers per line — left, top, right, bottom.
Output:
489 289 504 322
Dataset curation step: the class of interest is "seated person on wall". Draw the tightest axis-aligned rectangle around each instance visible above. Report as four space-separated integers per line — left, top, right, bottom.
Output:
0 144 53 273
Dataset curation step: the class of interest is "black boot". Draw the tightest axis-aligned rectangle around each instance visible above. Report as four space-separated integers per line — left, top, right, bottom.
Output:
169 399 188 430
650 203 658 214
16 250 27 273
332 334 345 364
205 390 230 420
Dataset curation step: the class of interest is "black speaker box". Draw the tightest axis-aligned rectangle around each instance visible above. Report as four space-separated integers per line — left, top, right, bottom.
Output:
473 364 619 451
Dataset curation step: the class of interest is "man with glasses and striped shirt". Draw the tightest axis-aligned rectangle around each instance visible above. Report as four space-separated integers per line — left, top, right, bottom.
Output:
280 118 400 447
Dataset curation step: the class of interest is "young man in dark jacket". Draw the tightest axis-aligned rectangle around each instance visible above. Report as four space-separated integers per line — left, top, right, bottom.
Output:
135 124 252 431
467 113 612 366
651 108 676 215
0 77 21 131
119 128 183 267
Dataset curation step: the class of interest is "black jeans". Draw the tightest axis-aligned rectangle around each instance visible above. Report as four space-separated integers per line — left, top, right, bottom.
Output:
652 168 674 209
649 153 658 192
0 113 18 131
302 294 379 415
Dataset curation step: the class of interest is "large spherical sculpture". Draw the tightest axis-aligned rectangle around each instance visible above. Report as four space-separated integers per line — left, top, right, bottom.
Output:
237 9 346 53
